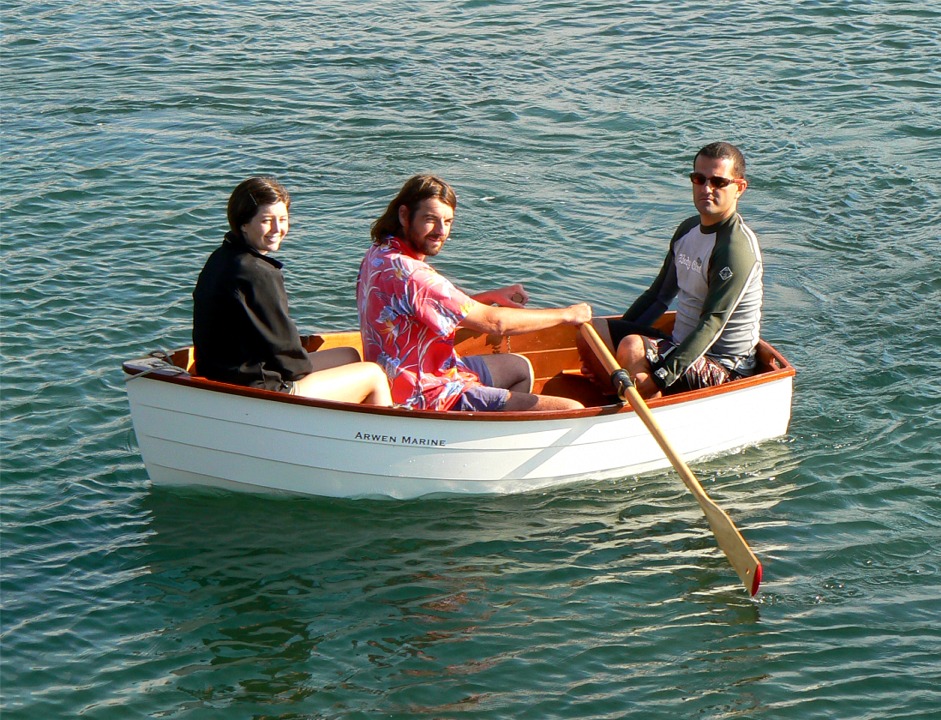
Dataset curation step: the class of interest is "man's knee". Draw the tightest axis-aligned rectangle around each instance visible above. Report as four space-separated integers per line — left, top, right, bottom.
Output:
482 353 533 392
616 334 647 366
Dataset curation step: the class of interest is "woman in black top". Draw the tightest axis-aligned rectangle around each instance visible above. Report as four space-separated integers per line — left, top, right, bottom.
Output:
193 177 392 405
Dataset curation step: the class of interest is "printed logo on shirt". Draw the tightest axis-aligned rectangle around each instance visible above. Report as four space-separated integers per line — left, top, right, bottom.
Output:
719 266 733 281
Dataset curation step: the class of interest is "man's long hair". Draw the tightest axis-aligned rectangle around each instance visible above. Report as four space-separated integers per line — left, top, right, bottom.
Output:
370 174 457 244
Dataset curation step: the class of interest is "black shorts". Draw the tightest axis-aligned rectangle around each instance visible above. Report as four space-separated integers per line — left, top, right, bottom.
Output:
642 337 731 393
606 318 670 349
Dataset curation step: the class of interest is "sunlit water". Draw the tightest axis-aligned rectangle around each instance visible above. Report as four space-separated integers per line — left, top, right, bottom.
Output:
2 1 940 718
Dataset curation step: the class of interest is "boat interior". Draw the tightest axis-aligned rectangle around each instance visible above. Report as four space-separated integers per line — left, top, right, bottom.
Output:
132 314 794 412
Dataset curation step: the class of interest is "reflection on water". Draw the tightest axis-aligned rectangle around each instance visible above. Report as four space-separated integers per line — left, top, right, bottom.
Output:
139 490 536 711
136 475 781 715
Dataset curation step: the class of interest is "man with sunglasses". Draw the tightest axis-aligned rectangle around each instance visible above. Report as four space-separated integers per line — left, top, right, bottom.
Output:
591 141 763 399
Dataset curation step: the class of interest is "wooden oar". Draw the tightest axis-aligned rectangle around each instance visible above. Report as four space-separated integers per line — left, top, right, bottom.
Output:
579 323 763 596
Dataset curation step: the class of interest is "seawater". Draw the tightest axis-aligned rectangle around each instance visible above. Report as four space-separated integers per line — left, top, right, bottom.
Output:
2 1 940 718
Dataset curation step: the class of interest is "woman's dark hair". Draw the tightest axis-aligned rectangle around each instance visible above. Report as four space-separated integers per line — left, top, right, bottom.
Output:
227 177 291 235
694 142 746 179
370 174 457 244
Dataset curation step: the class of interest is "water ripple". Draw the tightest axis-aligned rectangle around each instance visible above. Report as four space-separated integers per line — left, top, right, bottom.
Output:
4 0 941 717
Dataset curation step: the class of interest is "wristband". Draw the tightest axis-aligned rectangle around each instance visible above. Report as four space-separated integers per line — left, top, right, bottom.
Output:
649 361 669 390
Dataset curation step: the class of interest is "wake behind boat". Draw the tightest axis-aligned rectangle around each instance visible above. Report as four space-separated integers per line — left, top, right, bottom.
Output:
123 314 794 499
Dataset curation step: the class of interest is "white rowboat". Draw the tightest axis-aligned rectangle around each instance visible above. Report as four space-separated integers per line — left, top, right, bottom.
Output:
123 315 795 499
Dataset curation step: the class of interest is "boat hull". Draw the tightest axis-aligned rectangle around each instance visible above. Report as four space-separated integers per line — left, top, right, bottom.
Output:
125 334 793 499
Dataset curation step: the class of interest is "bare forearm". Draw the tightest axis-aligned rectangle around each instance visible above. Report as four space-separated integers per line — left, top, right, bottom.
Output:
462 302 591 336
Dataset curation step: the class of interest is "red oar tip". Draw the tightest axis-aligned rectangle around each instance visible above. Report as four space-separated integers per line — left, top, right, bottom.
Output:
750 563 763 596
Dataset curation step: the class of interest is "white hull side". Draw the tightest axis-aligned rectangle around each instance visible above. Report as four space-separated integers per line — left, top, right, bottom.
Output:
126 375 793 499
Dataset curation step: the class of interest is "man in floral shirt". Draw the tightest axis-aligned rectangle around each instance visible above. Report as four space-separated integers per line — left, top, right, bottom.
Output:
357 174 591 411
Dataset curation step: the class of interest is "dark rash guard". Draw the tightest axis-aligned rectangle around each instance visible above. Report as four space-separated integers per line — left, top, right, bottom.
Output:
622 212 763 389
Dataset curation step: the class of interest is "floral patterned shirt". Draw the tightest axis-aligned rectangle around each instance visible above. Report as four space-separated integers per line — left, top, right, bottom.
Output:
357 236 481 410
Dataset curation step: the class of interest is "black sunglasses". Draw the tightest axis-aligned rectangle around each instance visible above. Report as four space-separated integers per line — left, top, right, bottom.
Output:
689 172 741 189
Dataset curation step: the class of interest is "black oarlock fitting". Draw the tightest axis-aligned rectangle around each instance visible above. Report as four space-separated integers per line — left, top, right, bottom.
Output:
610 368 633 396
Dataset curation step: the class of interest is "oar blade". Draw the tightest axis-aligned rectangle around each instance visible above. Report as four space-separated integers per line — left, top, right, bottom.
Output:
700 504 763 596
579 323 763 596
628 383 764 596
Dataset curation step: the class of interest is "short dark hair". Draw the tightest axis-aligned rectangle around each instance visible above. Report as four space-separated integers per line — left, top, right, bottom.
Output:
695 142 746 179
371 174 457 244
227 177 291 235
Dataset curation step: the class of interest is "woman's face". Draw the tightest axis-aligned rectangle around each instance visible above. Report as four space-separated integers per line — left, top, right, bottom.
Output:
241 201 289 255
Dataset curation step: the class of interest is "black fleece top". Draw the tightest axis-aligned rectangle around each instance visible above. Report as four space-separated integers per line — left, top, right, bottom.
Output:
192 232 312 390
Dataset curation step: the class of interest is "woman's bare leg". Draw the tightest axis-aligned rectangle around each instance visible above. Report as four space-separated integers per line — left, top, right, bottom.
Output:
294 361 393 406
308 346 362 371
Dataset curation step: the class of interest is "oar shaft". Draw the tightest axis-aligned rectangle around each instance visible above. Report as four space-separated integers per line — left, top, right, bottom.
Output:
579 323 762 596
